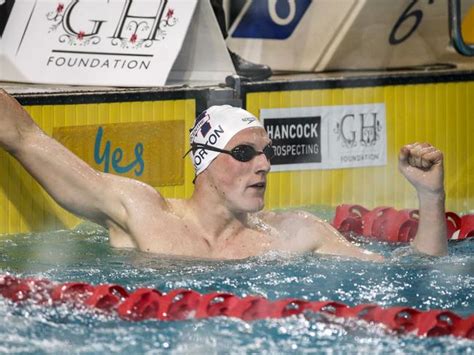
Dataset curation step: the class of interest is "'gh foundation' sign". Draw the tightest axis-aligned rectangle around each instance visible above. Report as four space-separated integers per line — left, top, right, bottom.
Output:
261 104 386 172
0 0 233 86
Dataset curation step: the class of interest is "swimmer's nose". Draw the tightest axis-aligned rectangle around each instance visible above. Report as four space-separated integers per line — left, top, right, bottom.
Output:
254 151 271 174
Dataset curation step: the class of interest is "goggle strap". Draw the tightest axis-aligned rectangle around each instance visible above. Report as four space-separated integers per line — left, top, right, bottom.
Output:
182 144 224 159
183 143 273 162
182 147 193 159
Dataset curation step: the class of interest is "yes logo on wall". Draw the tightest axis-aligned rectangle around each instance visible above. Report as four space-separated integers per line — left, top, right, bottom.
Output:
53 121 185 187
231 0 312 39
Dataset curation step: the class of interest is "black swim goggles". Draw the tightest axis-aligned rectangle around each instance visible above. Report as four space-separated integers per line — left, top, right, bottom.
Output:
184 143 274 162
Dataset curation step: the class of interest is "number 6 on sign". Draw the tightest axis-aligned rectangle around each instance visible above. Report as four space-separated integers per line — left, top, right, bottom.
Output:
228 0 474 72
389 0 435 45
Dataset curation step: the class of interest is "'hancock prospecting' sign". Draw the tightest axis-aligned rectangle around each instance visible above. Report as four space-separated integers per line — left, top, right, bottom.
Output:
261 104 387 172
0 0 232 86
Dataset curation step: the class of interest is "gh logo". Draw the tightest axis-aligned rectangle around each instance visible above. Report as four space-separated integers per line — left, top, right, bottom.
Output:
46 0 175 48
0 0 15 38
232 0 312 40
335 113 382 148
61 0 167 41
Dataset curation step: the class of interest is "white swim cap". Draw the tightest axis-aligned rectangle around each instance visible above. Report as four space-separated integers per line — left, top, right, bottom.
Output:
188 105 264 175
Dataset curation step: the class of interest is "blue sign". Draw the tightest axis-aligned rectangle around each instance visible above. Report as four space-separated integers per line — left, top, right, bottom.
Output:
232 0 312 40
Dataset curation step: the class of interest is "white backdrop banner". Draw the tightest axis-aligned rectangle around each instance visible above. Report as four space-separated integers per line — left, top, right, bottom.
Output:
227 0 474 71
0 0 234 86
260 104 387 172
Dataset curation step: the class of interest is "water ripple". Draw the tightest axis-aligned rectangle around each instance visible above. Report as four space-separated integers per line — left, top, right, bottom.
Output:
0 222 472 353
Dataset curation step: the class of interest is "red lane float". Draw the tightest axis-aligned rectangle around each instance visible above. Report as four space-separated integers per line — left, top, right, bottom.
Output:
0 275 472 339
196 292 240 318
332 204 474 243
117 288 162 321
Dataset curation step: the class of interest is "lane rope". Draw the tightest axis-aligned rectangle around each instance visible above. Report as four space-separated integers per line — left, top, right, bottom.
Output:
332 204 474 243
0 274 472 338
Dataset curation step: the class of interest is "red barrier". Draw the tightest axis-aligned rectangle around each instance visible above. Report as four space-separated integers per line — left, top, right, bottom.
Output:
371 307 421 333
0 275 473 339
361 207 395 239
196 292 240 318
0 275 35 302
415 310 461 336
452 315 474 339
458 215 474 240
271 298 309 318
337 304 381 319
160 289 201 320
117 288 162 321
333 205 368 235
306 301 349 316
385 209 419 243
226 296 271 321
332 205 474 243
446 212 462 239
51 282 95 303
84 284 129 310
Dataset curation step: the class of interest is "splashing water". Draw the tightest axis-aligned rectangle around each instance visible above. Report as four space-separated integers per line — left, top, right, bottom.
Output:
0 213 473 354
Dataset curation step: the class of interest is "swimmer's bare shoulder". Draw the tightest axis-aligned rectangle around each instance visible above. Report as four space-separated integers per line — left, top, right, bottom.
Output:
257 210 384 261
100 175 171 248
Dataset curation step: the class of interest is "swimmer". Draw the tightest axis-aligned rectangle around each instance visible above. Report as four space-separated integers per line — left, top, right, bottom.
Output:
0 90 447 260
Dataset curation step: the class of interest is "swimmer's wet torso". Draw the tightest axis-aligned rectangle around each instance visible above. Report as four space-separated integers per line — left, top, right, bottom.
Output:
0 92 448 260
108 197 355 260
105 118 378 260
111 197 285 260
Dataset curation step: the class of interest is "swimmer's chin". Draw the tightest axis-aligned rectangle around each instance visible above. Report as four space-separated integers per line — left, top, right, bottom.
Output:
247 200 266 213
248 205 265 213
233 202 265 214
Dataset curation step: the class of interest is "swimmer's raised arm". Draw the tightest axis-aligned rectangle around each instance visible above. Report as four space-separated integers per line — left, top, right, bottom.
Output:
260 142 448 260
0 90 167 231
309 142 447 259
295 142 448 259
398 143 448 256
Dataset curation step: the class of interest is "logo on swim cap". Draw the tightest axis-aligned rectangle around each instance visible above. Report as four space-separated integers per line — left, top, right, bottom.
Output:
200 121 211 137
195 110 208 125
188 105 264 176
190 112 210 143
242 117 256 124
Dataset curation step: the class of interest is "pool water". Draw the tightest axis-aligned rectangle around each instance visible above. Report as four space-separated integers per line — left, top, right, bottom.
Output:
0 210 473 354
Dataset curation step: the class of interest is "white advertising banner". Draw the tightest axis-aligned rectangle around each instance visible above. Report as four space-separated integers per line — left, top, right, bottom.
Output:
260 104 387 172
0 0 234 86
227 0 474 71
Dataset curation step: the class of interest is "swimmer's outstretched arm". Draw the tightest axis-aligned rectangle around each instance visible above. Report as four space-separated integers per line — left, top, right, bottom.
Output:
259 210 384 262
0 90 167 230
309 142 447 259
262 142 447 261
398 143 448 256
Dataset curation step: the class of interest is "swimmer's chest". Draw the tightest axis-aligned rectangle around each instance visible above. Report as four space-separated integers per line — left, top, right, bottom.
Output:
122 200 317 258
127 212 276 258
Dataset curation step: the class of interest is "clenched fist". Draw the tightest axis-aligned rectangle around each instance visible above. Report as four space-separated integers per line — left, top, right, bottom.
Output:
398 143 444 195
